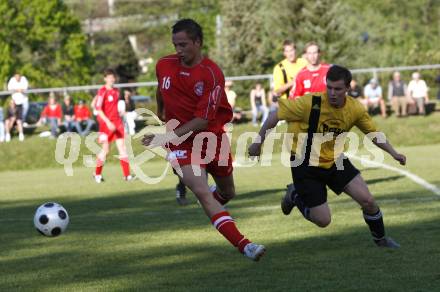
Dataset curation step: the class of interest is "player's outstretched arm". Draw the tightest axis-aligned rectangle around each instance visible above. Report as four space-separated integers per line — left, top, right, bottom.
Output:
371 134 406 165
156 87 165 121
142 117 206 148
248 110 279 157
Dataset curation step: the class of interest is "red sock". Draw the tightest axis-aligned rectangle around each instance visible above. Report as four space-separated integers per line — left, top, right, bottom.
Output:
119 156 130 177
212 190 230 205
95 159 104 175
211 211 251 253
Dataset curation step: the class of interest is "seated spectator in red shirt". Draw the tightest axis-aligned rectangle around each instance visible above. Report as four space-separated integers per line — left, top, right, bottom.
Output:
38 94 62 138
74 99 95 136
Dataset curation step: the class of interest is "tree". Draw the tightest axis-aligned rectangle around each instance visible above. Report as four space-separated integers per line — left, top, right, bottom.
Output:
0 0 93 89
296 0 361 66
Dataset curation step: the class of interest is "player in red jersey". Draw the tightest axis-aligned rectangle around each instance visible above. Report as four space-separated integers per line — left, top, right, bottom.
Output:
289 42 331 99
142 19 265 261
93 69 133 183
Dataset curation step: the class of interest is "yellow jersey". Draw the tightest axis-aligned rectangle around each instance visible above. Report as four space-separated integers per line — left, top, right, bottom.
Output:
278 93 377 168
273 58 308 99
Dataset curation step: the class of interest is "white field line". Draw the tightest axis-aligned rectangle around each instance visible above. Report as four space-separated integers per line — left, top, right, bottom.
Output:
347 154 440 196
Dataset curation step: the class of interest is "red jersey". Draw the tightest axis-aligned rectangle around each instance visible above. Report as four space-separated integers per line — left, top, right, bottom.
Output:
95 86 121 122
74 105 91 121
41 104 62 119
289 63 331 99
156 54 233 136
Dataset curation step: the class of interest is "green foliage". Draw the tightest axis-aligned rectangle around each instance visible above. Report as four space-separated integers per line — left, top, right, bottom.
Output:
91 32 140 83
344 0 440 68
296 0 360 65
215 0 440 79
0 0 93 88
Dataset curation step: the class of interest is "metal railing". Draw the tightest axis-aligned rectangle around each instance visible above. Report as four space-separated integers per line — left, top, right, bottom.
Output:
1 64 439 97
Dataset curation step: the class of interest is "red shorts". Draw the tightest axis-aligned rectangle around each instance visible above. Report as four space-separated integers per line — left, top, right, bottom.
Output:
98 120 125 143
167 133 233 177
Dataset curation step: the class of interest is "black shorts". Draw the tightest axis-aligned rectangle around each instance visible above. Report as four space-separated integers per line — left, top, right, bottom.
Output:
290 156 360 208
15 105 23 121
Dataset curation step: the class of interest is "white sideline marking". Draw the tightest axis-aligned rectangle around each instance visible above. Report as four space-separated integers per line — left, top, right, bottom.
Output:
347 154 440 196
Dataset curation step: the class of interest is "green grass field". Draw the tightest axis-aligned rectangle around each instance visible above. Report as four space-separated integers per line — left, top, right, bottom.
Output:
1 114 440 291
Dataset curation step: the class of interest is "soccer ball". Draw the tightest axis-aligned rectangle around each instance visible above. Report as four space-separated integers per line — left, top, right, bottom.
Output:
33 202 69 237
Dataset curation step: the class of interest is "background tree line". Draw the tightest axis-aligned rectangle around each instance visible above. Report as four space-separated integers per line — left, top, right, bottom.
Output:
0 0 438 102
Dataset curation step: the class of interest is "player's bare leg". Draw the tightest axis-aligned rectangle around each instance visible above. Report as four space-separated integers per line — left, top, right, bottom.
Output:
16 120 24 141
344 174 400 248
211 174 236 205
94 140 109 183
308 203 331 228
281 184 331 227
178 165 265 261
115 138 132 180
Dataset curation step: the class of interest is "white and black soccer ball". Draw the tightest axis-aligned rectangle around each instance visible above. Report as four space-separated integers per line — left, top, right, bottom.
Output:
34 202 69 237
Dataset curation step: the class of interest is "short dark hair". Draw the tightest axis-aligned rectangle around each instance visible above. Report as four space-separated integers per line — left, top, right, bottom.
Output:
103 68 116 77
326 65 352 87
283 40 296 49
172 18 203 45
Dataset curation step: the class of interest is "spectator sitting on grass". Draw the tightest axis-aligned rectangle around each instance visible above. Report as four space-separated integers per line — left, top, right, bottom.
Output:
4 100 20 142
62 95 75 132
74 99 95 137
363 78 387 118
38 94 62 138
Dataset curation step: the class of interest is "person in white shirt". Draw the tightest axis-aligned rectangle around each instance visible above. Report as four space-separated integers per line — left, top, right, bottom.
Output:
7 73 28 141
363 78 387 118
407 72 429 115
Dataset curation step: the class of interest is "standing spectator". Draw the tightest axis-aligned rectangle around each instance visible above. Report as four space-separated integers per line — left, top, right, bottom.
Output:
363 78 387 118
250 83 269 126
388 71 408 117
289 42 330 99
267 83 279 112
0 105 4 142
273 40 308 100
407 72 429 115
348 79 362 99
62 95 75 132
122 89 137 136
436 72 440 100
38 94 62 138
7 73 28 141
74 100 95 136
225 80 242 123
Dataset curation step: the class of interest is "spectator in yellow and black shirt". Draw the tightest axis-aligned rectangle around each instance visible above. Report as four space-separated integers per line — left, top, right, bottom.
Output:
272 40 308 101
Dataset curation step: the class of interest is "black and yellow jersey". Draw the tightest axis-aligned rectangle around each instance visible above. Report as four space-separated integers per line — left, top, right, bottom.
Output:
278 93 377 168
273 58 308 99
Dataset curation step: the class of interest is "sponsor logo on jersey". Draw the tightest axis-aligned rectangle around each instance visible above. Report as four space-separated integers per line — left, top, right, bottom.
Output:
167 150 188 160
108 95 114 102
304 80 311 89
179 71 190 76
194 81 204 96
320 119 346 136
